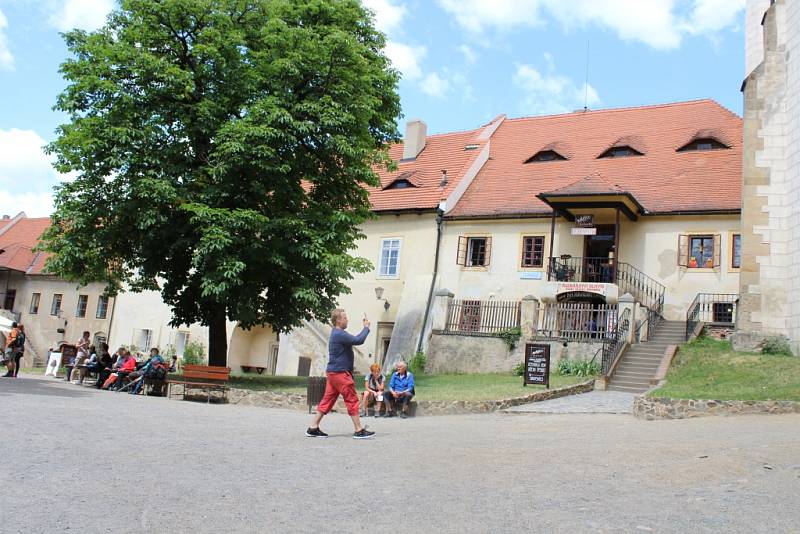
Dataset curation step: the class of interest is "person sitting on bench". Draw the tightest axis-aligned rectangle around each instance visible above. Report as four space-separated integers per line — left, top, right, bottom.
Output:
384 361 415 418
128 348 166 395
361 363 385 417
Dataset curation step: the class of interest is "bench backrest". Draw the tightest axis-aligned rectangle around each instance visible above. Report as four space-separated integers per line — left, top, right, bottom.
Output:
183 364 231 382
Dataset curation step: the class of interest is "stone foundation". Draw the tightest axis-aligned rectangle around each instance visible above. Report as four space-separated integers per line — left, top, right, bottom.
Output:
633 396 800 420
225 380 595 415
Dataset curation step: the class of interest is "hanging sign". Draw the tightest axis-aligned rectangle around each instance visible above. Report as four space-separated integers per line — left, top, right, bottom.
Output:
523 343 550 388
571 227 597 235
575 214 594 228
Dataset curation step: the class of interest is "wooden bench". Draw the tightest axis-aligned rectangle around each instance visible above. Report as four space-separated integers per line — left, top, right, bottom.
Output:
240 365 266 375
167 364 231 403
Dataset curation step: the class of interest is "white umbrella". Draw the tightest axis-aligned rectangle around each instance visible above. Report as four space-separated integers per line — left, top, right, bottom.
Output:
0 315 13 335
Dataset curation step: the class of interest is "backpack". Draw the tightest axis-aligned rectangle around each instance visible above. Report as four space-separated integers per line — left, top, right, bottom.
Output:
11 332 25 351
145 361 167 380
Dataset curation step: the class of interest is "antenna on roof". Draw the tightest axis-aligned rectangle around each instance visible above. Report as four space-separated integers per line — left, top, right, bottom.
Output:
583 40 590 112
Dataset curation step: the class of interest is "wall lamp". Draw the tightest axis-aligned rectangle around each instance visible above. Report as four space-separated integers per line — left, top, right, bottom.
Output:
374 286 390 311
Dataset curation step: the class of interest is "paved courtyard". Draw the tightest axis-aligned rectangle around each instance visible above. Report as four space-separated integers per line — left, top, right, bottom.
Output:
506 390 637 414
2 375 800 534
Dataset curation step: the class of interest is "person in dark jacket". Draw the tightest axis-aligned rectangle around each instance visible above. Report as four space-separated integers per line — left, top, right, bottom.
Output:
306 308 374 439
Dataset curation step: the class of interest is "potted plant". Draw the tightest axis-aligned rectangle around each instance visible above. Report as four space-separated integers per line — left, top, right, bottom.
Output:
688 256 698 268
706 258 714 268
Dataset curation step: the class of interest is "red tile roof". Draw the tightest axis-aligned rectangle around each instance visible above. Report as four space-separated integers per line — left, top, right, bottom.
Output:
447 99 742 218
0 216 51 274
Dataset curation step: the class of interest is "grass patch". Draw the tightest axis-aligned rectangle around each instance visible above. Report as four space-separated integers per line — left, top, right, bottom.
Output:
650 337 800 401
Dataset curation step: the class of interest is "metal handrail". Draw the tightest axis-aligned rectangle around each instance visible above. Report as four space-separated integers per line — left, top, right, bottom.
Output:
685 293 738 340
601 307 631 375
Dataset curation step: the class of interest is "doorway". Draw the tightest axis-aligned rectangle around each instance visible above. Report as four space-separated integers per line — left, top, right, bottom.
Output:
583 225 616 283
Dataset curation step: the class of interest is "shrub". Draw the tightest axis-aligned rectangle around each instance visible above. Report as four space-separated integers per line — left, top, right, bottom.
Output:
497 327 522 351
556 359 600 377
409 351 427 375
761 335 793 356
182 341 207 365
512 361 525 376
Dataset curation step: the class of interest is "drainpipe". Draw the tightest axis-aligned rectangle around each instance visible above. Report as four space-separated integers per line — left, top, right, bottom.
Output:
106 294 118 347
416 206 445 354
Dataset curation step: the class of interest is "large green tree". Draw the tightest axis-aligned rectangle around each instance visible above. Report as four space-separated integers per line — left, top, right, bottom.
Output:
42 0 401 365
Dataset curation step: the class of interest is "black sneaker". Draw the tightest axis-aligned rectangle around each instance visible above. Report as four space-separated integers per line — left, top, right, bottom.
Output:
399 412 408 419
305 427 329 437
385 412 395 418
353 428 375 439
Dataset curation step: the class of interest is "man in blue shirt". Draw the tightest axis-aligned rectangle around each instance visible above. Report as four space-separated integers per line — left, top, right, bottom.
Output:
385 361 415 418
306 308 375 439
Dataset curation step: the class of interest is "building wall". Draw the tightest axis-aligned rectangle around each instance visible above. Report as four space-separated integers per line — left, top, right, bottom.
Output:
746 0 772 77
437 215 740 321
3 274 112 367
737 0 800 351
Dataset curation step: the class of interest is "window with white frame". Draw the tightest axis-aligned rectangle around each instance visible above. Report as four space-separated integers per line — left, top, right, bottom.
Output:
50 294 63 316
75 295 88 318
96 296 109 319
378 238 402 278
175 331 189 356
135 329 153 351
29 293 40 314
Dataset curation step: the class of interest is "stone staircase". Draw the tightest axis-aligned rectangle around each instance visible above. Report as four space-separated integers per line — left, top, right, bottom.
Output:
608 321 686 393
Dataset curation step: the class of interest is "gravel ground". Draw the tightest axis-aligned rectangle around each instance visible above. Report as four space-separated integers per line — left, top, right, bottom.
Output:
505 390 636 414
2 375 800 534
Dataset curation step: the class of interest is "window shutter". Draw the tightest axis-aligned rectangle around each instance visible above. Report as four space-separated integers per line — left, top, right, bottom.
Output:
484 237 492 266
456 236 467 266
713 234 721 268
677 234 689 267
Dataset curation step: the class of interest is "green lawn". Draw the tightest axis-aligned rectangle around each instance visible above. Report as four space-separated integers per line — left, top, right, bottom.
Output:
650 337 800 401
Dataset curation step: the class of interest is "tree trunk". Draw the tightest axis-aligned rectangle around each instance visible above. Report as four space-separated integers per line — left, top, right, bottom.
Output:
208 305 228 367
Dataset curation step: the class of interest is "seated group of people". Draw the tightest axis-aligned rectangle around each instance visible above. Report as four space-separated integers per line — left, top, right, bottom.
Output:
59 331 175 395
360 361 415 418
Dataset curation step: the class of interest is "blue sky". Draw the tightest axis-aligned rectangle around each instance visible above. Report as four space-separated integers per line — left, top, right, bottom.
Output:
0 0 746 217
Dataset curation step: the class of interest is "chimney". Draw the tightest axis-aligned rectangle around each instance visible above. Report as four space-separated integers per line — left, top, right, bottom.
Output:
402 119 427 160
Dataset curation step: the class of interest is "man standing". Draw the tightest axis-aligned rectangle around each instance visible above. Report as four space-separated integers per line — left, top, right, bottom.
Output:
306 309 375 439
385 361 415 418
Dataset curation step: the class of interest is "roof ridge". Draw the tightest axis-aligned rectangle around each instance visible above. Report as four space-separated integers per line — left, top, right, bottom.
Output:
503 99 731 123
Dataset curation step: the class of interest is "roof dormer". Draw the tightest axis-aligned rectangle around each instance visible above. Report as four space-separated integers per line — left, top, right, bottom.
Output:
382 170 420 190
677 137 730 152
598 145 643 159
524 149 567 163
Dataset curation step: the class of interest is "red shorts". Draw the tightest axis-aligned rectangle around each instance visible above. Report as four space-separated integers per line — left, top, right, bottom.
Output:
317 371 360 416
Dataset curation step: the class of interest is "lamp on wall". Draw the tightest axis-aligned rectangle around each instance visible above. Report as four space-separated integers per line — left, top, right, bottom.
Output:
374 286 390 311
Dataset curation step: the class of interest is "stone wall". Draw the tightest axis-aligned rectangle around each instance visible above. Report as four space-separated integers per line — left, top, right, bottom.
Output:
426 332 603 374
633 396 800 420
226 379 595 415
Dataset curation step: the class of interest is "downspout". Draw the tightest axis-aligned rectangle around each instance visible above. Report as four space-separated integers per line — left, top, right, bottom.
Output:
416 206 445 354
107 295 118 347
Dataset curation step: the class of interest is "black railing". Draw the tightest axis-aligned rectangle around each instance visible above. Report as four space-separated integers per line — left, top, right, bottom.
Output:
616 262 665 330
601 307 630 375
686 293 738 340
535 302 617 342
443 299 520 336
548 256 616 283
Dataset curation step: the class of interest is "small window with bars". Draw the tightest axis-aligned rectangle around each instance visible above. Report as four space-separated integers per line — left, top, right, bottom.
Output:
457 236 492 267
521 236 545 268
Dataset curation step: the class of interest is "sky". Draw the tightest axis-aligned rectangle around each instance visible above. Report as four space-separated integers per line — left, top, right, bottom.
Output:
0 0 746 218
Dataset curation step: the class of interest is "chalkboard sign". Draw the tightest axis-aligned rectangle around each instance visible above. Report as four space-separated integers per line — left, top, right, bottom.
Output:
59 344 77 361
523 343 550 388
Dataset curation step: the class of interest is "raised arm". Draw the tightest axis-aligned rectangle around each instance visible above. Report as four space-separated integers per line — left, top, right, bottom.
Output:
339 327 370 346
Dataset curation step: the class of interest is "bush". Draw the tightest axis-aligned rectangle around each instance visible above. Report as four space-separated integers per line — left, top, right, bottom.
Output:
497 327 522 351
761 335 793 356
556 359 600 377
409 351 426 375
512 361 525 376
182 341 207 365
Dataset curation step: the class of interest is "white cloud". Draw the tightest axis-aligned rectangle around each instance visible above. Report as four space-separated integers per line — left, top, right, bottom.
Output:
437 0 745 50
420 72 451 99
514 63 600 115
458 44 478 64
385 41 426 80
0 8 14 71
362 0 407 35
47 0 115 32
0 129 64 218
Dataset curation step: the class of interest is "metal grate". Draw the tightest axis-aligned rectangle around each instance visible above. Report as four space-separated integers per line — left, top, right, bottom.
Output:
443 299 520 336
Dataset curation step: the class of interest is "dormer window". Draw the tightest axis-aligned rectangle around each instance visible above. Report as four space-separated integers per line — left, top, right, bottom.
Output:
678 138 729 152
598 146 643 159
382 171 419 190
525 150 567 163
387 179 413 189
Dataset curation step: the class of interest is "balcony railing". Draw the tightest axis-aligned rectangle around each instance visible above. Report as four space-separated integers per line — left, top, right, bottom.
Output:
686 293 738 340
443 299 521 336
535 302 617 342
548 256 616 283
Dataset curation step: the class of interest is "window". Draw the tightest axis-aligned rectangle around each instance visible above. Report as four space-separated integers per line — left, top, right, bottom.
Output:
378 238 402 278
29 293 40 314
456 236 492 267
2 289 15 310
731 234 741 269
678 234 721 268
712 302 735 324
678 138 729 151
96 296 109 319
267 345 279 375
75 294 88 318
135 329 153 351
382 171 418 190
598 146 643 159
175 331 189 356
524 150 567 163
387 179 412 189
459 300 482 332
521 236 545 268
50 294 63 316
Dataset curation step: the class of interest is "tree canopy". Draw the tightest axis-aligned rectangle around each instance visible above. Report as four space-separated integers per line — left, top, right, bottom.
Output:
41 0 401 365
